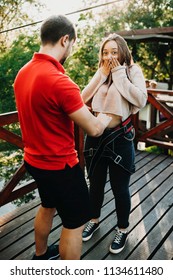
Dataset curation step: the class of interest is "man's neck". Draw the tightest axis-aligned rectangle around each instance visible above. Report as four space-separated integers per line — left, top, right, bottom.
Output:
39 44 62 62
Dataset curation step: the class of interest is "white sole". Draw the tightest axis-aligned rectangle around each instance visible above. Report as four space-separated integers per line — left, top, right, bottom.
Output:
82 225 100 242
109 236 128 254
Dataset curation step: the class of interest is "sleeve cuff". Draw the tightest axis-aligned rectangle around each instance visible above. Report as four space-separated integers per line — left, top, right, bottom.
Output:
111 65 126 73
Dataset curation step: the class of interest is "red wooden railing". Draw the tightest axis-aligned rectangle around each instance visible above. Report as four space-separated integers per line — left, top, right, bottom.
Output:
133 89 173 150
0 88 173 207
0 112 84 206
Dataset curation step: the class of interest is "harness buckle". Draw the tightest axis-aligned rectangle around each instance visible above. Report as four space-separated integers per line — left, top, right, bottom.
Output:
114 155 122 164
124 125 127 134
89 148 93 157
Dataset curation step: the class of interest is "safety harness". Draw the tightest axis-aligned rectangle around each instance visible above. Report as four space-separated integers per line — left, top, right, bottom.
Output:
84 116 133 177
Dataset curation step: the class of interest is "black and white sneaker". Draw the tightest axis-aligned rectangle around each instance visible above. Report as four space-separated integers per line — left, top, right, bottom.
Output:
109 228 128 254
82 221 100 241
32 244 59 260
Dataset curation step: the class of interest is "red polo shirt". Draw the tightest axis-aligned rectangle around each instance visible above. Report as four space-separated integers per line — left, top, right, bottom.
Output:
14 53 84 170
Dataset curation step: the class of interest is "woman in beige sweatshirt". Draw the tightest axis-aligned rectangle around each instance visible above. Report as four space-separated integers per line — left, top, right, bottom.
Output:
81 33 147 254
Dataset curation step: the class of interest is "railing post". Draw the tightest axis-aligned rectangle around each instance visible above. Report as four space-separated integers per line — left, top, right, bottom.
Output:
74 125 85 170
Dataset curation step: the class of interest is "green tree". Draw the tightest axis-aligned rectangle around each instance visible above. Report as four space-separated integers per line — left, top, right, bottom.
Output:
0 34 39 113
124 0 173 29
65 11 100 90
0 0 43 52
122 0 173 87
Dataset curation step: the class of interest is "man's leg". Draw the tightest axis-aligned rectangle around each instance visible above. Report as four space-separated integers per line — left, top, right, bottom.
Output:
59 225 84 260
34 206 56 256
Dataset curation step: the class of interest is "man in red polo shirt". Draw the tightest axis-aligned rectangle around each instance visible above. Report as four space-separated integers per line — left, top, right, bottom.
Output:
14 15 111 260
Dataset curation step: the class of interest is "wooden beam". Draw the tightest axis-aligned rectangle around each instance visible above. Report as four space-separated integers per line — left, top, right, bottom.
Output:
115 26 173 37
0 127 24 149
148 94 173 119
0 181 37 206
146 138 173 150
0 111 18 126
140 118 173 140
0 163 26 206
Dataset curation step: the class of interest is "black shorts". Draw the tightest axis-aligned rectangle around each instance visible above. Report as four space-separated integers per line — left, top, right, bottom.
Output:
24 161 91 229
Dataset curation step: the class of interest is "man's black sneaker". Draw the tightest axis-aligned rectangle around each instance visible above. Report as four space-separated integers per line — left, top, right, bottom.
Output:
82 221 99 241
109 228 128 254
32 244 59 260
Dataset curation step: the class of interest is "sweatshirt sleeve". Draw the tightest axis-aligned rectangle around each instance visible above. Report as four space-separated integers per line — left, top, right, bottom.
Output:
111 64 147 109
81 69 108 103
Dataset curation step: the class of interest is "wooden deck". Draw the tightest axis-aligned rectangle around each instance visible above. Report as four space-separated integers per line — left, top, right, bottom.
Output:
0 150 173 260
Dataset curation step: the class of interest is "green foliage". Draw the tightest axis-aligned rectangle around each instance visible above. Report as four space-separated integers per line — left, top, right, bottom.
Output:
0 0 44 51
122 0 173 83
0 123 21 151
0 150 23 182
136 41 171 82
145 145 164 154
65 23 100 89
0 34 39 113
0 148 35 207
124 0 173 29
12 191 36 207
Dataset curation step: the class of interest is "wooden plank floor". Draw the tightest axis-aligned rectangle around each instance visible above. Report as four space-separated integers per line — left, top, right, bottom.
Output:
0 151 173 260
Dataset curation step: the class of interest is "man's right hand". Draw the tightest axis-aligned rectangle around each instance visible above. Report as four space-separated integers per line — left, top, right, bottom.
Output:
69 106 112 137
96 112 112 129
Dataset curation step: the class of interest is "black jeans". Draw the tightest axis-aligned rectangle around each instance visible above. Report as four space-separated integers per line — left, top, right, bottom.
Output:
84 129 135 229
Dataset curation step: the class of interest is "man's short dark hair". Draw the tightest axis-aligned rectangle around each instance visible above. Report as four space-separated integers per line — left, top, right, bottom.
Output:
40 15 76 45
